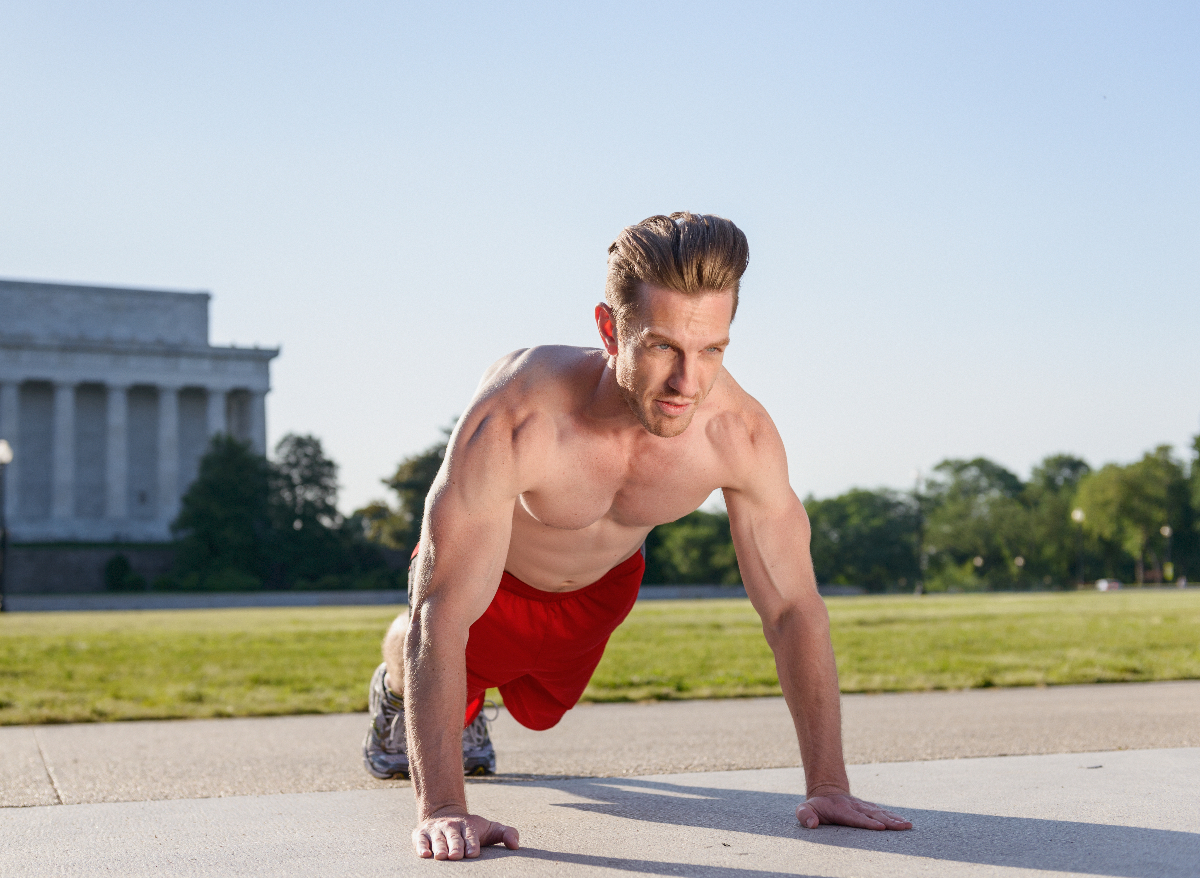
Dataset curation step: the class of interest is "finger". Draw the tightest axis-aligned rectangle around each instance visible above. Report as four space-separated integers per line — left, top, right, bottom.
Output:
481 821 521 850
875 811 913 830
816 799 888 830
412 829 433 859
463 821 480 859
855 803 912 830
836 808 887 831
795 803 820 829
445 827 467 861
431 829 451 860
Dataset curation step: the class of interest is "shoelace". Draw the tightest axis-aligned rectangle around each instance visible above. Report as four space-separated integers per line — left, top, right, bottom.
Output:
462 700 499 750
380 692 407 751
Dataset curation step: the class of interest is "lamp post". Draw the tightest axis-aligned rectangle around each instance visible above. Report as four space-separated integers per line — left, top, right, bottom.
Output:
1071 508 1086 587
1161 525 1174 583
913 470 926 595
0 438 12 613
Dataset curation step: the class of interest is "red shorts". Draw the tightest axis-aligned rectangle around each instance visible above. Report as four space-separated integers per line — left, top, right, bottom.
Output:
462 550 645 731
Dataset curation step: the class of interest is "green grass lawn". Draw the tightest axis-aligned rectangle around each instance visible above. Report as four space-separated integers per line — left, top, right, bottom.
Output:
1 591 1198 725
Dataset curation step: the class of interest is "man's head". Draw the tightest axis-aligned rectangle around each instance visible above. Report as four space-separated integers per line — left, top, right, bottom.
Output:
596 213 749 438
604 212 749 331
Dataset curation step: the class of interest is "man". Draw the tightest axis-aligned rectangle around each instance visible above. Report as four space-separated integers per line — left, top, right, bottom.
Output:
364 212 912 861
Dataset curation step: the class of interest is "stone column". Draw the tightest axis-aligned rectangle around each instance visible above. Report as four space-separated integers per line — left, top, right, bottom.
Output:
157 386 180 525
0 381 19 523
206 387 227 438
105 384 128 520
52 382 76 521
249 390 267 455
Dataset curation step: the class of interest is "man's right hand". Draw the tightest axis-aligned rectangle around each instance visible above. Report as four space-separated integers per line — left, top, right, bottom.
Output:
412 812 520 860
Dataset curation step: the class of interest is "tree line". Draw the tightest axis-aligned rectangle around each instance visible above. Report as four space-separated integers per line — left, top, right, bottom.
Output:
155 425 1200 592
808 442 1198 592
109 434 398 591
359 428 1200 591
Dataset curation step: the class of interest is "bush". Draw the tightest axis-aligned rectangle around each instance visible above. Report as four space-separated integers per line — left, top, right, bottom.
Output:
176 568 263 592
104 554 147 592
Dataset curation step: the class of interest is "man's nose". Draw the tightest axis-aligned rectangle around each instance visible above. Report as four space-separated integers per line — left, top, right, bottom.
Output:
669 355 700 398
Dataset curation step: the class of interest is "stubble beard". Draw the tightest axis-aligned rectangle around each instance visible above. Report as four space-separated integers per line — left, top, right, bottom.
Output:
615 363 697 439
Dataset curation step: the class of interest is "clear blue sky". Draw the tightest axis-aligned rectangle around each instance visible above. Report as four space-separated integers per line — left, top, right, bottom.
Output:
2 1 1197 513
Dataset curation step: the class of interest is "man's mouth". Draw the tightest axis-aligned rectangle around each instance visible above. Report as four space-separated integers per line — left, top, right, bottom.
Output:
655 398 692 416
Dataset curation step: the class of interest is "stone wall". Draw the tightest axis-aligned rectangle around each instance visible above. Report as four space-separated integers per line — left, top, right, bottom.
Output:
4 544 176 594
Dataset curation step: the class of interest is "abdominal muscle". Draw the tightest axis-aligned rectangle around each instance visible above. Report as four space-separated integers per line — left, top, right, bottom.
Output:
502 502 651 593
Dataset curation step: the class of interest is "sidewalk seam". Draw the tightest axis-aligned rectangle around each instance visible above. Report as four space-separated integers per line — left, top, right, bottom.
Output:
32 730 64 805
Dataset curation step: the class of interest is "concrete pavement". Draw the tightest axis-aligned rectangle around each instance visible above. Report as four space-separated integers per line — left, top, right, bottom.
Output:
3 682 1199 876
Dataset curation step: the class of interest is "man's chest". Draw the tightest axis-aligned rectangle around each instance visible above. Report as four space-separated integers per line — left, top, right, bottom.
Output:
517 432 725 532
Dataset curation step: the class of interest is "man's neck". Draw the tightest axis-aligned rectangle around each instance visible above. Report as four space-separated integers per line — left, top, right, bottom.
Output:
585 356 645 437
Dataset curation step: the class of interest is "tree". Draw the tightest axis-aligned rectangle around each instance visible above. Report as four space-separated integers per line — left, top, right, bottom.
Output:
1191 435 1200 515
1022 454 1092 588
643 510 740 585
171 435 273 589
171 433 391 591
265 433 389 588
1073 446 1188 584
806 489 919 591
272 433 340 529
922 457 1031 591
358 424 453 554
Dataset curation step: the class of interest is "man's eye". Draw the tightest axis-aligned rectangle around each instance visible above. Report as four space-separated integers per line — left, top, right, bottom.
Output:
655 343 671 351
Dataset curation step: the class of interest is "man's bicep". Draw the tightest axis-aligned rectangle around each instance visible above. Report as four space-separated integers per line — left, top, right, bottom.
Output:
727 485 821 640
723 421 817 622
412 414 522 625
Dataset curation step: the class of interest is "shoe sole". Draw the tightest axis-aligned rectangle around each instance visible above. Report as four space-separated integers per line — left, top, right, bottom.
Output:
366 767 410 780
365 766 488 779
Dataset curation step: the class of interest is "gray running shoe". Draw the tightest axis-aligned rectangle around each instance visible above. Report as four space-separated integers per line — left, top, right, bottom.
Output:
362 663 498 779
462 702 497 776
363 662 409 779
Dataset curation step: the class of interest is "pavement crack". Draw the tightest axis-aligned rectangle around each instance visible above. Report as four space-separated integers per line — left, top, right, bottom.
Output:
32 731 65 805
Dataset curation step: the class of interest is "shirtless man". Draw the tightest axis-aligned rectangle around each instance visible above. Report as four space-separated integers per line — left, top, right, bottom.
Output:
363 212 912 860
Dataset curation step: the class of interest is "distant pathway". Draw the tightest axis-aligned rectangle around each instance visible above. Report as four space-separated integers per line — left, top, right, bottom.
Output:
3 585 765 612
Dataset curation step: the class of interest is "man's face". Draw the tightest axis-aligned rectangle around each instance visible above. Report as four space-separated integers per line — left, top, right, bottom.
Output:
608 284 734 438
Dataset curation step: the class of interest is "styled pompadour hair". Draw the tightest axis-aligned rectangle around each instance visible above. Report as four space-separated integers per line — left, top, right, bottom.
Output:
605 212 749 326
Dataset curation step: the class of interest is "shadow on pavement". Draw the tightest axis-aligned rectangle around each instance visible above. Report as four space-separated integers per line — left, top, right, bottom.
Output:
522 776 1200 878
505 848 812 878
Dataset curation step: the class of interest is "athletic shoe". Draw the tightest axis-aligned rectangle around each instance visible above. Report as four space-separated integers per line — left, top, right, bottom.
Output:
363 662 409 779
363 663 498 778
462 702 497 776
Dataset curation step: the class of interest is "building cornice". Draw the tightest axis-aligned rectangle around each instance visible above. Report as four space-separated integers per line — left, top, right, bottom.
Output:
0 335 279 362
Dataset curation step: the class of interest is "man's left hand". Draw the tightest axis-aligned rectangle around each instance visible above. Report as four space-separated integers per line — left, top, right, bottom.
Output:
797 792 912 831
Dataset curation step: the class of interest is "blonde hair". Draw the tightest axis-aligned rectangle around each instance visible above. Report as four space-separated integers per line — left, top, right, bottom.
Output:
605 212 749 326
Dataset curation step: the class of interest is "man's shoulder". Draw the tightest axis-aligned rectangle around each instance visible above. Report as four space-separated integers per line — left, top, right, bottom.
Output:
703 371 780 448
462 345 601 458
697 371 788 488
480 345 603 395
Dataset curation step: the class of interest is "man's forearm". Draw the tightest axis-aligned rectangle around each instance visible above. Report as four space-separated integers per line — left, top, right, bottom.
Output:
767 598 850 795
404 604 471 819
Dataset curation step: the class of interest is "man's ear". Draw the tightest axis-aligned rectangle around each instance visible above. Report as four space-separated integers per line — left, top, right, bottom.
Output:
595 303 619 355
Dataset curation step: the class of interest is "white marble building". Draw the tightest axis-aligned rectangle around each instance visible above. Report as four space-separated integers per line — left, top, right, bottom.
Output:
0 279 278 542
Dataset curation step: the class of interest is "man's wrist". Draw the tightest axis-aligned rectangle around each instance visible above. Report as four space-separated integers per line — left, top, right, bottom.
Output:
423 803 470 821
806 782 851 799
